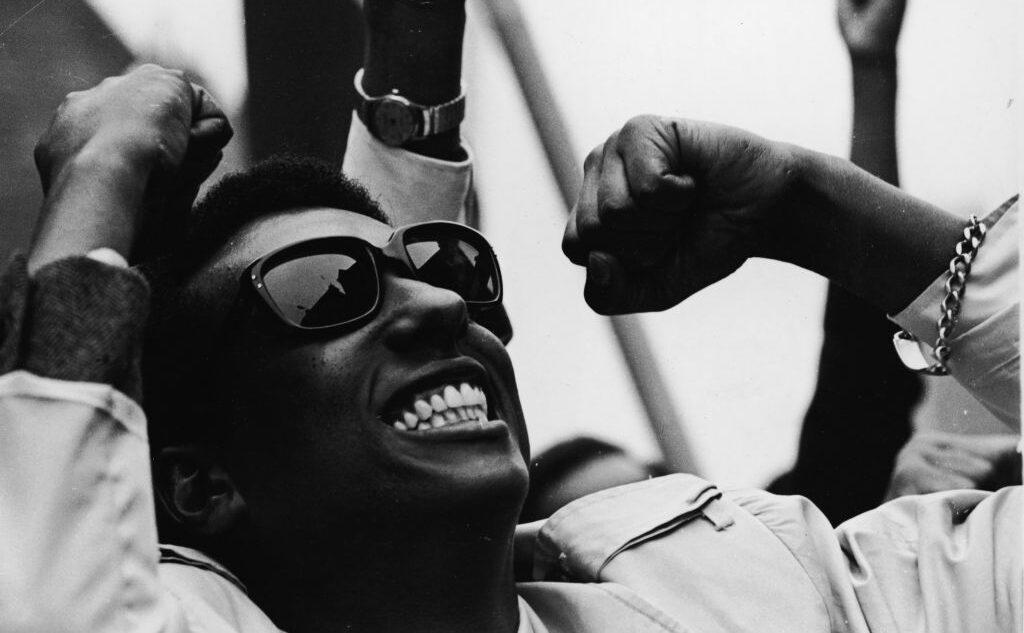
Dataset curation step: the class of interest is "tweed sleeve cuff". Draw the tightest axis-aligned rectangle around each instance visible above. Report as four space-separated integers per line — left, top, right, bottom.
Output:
0 254 30 376
0 254 150 401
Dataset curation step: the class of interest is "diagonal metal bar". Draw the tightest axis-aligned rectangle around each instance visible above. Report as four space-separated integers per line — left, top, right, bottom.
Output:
480 0 700 475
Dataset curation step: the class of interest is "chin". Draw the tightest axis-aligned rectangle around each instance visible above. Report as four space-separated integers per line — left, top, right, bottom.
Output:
398 444 530 525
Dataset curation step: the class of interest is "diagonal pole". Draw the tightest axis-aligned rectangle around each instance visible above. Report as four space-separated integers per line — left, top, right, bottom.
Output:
480 0 700 475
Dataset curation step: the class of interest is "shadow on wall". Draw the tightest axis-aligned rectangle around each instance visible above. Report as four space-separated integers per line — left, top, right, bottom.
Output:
1 0 367 263
0 0 133 262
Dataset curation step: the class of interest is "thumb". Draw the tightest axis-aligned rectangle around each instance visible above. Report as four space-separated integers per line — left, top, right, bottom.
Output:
584 251 638 315
961 433 1022 462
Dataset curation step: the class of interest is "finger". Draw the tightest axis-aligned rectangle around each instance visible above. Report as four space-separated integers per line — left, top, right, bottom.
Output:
957 433 1021 462
188 82 234 152
924 449 993 482
563 144 606 266
562 207 584 265
868 0 906 21
583 250 639 315
596 136 636 227
916 471 975 495
589 141 679 269
178 150 224 189
618 116 698 218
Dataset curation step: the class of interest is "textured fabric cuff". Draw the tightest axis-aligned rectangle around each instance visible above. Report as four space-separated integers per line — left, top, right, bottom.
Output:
0 254 30 375
23 256 150 401
342 112 473 224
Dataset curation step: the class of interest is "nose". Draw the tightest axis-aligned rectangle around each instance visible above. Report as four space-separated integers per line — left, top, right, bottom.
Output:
380 272 469 352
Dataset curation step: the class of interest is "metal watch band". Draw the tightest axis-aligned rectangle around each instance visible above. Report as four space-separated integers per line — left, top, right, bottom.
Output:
354 68 465 146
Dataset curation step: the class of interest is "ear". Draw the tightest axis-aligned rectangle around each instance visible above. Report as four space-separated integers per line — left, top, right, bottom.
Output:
155 445 247 536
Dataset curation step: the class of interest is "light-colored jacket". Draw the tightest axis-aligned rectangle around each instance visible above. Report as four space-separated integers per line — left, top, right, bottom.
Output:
0 370 1018 632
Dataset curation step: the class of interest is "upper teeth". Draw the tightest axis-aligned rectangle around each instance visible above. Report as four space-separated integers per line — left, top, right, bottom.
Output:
392 382 489 432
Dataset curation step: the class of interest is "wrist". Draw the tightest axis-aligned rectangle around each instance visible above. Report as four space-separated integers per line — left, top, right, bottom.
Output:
751 141 811 264
848 51 897 71
362 0 465 104
359 0 467 159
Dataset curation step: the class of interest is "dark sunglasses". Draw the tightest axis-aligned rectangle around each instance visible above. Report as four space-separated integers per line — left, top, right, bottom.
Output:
241 221 512 343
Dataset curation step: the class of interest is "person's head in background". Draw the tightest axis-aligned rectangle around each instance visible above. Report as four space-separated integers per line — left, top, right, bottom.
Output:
520 436 667 522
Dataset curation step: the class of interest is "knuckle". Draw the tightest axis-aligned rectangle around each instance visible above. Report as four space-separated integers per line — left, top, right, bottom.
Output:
56 90 83 113
596 196 629 225
584 292 615 316
622 114 655 138
560 226 579 259
32 139 50 167
135 62 164 74
574 210 603 242
631 172 664 200
583 145 603 171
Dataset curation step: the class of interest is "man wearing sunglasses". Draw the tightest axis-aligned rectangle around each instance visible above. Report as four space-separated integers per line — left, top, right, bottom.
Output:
0 2 1019 633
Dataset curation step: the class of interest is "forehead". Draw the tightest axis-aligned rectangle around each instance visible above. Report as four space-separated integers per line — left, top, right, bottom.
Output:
211 206 392 273
191 206 392 303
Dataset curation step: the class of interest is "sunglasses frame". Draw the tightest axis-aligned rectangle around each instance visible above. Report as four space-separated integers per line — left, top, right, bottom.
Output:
242 220 507 339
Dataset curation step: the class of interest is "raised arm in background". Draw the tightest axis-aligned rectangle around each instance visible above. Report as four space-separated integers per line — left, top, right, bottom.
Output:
772 0 919 524
360 0 466 161
342 0 474 225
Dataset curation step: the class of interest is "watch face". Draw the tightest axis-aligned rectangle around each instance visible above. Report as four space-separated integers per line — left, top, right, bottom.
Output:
372 97 418 147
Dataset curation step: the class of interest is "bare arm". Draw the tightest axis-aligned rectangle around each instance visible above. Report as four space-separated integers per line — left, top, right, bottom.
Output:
562 114 1016 424
840 0 905 184
561 115 961 316
784 0 916 523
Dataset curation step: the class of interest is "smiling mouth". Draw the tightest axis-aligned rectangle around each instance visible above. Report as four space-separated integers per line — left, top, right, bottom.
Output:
386 382 492 432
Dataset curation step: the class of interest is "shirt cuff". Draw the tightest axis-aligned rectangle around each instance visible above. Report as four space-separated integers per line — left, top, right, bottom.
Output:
342 113 473 225
890 197 1019 426
891 197 1018 341
86 247 129 268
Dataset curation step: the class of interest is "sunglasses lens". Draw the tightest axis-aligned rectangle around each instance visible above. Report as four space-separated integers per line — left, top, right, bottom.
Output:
404 233 500 303
262 250 378 328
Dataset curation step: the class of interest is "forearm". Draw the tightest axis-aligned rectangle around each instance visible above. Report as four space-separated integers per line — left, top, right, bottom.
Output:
849 58 899 184
361 0 466 160
28 149 149 274
13 150 152 397
767 146 962 314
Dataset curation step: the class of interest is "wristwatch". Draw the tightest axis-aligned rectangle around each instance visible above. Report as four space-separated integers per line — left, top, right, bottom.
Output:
354 68 466 147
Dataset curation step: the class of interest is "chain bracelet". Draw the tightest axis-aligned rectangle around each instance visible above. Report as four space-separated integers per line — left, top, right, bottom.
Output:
894 215 987 376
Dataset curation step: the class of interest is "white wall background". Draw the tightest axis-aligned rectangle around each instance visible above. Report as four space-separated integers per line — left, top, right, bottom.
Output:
466 0 1019 488
88 0 1019 488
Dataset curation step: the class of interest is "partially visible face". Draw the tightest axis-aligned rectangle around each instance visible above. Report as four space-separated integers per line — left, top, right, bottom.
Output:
533 453 653 520
189 207 529 545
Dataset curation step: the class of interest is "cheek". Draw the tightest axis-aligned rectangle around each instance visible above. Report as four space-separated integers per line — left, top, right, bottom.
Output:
228 330 373 425
462 327 529 460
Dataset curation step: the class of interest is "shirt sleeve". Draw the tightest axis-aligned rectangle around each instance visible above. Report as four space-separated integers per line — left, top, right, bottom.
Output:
890 197 1020 428
0 371 185 632
833 486 1022 633
0 371 280 632
0 256 273 630
341 113 473 224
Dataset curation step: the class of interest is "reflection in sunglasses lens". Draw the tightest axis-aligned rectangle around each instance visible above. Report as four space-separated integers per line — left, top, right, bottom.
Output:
264 252 377 327
406 237 497 302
